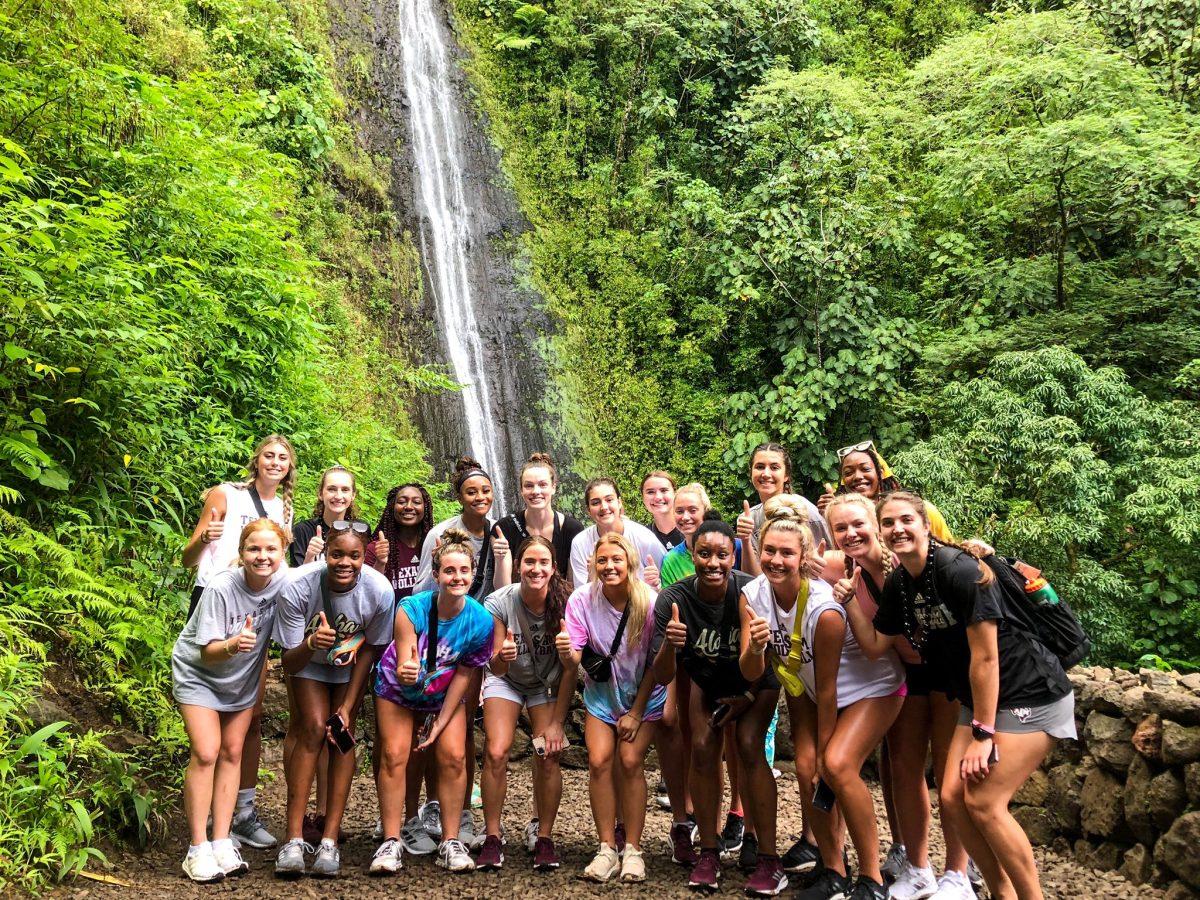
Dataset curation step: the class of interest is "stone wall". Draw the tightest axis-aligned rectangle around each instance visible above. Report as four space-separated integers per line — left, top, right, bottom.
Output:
1011 666 1200 895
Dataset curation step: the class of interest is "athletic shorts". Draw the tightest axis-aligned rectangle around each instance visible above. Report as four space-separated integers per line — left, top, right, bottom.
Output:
482 672 553 709
958 691 1076 740
903 662 934 697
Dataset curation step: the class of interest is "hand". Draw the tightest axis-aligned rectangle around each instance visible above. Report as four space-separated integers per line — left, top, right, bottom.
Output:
832 569 860 606
492 526 510 561
961 538 995 559
310 611 337 651
960 737 996 783
616 710 642 742
305 525 325 563
807 540 828 578
500 628 518 662
374 530 390 567
736 500 754 542
325 707 353 747
817 483 836 514
235 614 257 653
541 719 566 757
555 619 573 662
416 712 448 751
665 602 687 649
714 693 752 720
203 508 224 545
748 610 771 653
398 643 420 684
643 555 660 589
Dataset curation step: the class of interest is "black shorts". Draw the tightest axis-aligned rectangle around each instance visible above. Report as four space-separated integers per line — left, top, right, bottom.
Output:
903 662 935 697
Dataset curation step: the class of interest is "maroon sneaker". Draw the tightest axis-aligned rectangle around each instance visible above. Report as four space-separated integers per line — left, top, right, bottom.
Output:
302 813 322 846
669 821 699 866
476 834 504 870
744 855 789 896
614 822 626 854
688 848 721 891
532 836 560 870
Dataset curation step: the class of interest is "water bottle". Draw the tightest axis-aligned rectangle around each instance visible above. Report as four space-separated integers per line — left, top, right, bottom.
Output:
1024 575 1061 606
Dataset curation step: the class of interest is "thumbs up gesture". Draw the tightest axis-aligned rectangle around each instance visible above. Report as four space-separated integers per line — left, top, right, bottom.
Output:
374 530 390 567
833 568 860 607
203 507 225 545
817 483 836 514
736 500 754 542
398 643 420 684
305 525 326 563
643 554 660 589
665 602 687 649
748 609 771 654
235 614 257 653
311 611 337 651
555 618 573 661
492 525 510 561
807 539 828 578
500 627 518 661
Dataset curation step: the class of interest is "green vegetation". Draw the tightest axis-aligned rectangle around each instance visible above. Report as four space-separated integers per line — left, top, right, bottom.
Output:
454 0 1200 666
0 0 440 887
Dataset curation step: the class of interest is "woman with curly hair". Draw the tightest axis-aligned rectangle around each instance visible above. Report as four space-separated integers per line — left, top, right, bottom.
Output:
367 482 435 603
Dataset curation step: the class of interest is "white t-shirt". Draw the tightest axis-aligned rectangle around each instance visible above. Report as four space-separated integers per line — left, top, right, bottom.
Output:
413 515 495 598
569 518 666 588
799 592 904 708
195 483 289 588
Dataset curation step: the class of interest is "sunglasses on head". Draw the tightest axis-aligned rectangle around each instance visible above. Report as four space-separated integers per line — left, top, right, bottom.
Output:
836 440 876 461
331 520 370 534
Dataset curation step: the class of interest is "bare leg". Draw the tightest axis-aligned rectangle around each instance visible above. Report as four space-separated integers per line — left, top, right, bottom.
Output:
434 702 470 841
931 691 969 873
180 705 222 846
734 689 781 855
482 697 521 837
790 693 846 874
321 681 359 843
238 661 267 793
283 678 331 841
658 674 692 825
527 701 564 837
688 687 726 850
585 714 618 845
375 698 415 840
888 695 933 868
616 721 659 849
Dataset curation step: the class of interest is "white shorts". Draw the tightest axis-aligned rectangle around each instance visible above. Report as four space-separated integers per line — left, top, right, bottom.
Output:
482 672 553 709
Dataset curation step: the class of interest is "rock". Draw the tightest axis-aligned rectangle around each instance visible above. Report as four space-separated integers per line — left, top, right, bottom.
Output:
1124 755 1156 844
1186 762 1200 806
1148 769 1187 831
559 744 588 770
1046 763 1084 832
1163 721 1200 764
1141 668 1178 692
1147 690 1200 726
1180 672 1200 693
1011 805 1055 846
1073 838 1122 871
1093 667 1114 683
1119 686 1151 721
510 727 532 760
1156 812 1200 888
1165 884 1200 900
1132 714 1164 760
1086 710 1135 771
1081 766 1126 838
27 694 78 731
1090 681 1125 716
1013 768 1050 807
1120 843 1154 885
101 728 148 754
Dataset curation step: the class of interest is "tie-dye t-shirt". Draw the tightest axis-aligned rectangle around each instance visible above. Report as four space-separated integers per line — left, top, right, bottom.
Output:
374 591 494 712
564 583 666 725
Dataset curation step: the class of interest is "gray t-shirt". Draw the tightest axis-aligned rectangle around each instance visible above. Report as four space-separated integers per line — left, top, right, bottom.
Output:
483 584 561 695
172 568 284 711
750 497 831 552
273 561 394 683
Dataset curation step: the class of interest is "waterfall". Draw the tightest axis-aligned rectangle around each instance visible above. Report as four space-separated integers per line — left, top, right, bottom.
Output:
398 0 509 511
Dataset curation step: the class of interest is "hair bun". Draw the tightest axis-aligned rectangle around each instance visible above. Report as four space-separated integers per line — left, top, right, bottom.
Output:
763 494 808 522
454 455 482 475
441 527 473 546
527 452 553 466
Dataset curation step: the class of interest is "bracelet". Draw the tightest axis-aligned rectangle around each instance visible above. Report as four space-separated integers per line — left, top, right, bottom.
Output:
226 638 237 657
306 634 315 651
201 531 211 545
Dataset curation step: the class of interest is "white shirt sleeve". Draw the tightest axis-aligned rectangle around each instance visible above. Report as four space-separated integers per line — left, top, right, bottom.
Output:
570 529 593 588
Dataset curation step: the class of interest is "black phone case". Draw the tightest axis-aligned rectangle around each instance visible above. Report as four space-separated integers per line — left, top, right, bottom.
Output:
326 713 356 754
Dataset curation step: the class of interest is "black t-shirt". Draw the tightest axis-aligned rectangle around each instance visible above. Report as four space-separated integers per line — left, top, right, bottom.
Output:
496 510 585 582
651 524 686 552
874 546 1070 709
289 516 324 568
652 572 756 698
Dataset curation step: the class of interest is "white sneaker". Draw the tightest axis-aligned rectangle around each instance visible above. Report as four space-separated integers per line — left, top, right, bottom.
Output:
310 838 340 878
461 809 485 850
437 838 475 872
525 817 540 853
882 843 908 882
373 819 384 841
582 843 621 883
369 838 404 875
932 870 975 900
889 862 937 899
620 846 646 883
401 815 438 855
182 845 224 884
212 839 248 877
419 799 442 839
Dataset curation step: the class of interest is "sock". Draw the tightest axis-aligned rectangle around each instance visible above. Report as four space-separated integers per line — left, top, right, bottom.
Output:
187 842 210 857
211 838 234 854
234 787 255 818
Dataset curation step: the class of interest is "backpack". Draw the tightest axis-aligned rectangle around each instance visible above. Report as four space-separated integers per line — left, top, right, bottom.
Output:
977 553 1090 670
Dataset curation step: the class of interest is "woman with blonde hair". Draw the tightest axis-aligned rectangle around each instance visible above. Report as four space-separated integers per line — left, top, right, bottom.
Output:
558 532 667 883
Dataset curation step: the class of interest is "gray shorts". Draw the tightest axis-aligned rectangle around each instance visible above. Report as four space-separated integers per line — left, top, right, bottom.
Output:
959 691 1076 740
482 672 553 709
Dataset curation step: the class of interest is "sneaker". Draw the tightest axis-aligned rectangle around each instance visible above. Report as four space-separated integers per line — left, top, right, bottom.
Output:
738 832 759 871
688 847 721 890
525 817 540 853
420 799 442 840
889 862 937 899
461 809 485 850
669 820 699 866
477 835 504 870
620 846 646 882
212 840 248 877
274 838 311 880
851 876 888 900
797 867 852 900
302 813 323 846
437 838 475 873
232 810 277 850
533 835 561 870
182 845 225 884
582 843 621 883
310 839 340 878
966 860 984 892
721 812 745 856
688 813 699 844
401 815 438 855
931 871 974 900
881 844 907 884
783 838 821 874
614 822 626 854
373 819 384 841
369 838 403 876
745 855 789 896
657 791 673 811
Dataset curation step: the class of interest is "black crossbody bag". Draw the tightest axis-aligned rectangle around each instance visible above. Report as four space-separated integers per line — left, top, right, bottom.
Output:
579 599 630 683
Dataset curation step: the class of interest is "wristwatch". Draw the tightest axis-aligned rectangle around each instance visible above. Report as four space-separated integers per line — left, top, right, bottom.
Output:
971 719 995 741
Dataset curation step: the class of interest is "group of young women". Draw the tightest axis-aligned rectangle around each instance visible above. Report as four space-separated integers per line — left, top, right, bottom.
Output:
171 437 1076 900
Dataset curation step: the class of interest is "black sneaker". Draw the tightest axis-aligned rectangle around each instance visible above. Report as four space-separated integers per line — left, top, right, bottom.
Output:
848 875 886 900
781 838 820 874
720 813 744 856
795 867 851 900
737 832 758 872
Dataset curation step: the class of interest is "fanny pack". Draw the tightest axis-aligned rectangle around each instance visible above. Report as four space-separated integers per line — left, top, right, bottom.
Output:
580 598 630 683
771 579 811 697
320 571 363 668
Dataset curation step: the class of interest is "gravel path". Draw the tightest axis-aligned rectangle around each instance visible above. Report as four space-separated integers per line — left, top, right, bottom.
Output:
53 739 1163 898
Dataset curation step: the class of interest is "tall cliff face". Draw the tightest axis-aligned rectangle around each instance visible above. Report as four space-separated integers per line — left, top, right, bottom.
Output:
326 0 565 510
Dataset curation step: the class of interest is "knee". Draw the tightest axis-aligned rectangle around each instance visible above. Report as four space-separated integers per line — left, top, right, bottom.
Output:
191 742 220 769
939 780 966 816
963 786 1004 824
485 741 510 771
735 731 765 765
822 748 859 791
218 738 243 766
617 750 645 780
380 743 410 774
793 743 817 782
294 714 326 750
436 743 466 775
690 737 720 775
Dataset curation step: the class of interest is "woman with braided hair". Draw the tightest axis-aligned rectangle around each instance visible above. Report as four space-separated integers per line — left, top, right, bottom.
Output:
367 483 434 603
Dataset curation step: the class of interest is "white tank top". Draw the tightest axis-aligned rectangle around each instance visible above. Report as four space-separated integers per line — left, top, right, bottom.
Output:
195 483 289 588
799 592 904 708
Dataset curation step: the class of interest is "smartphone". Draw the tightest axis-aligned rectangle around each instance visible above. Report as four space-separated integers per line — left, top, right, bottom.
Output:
812 777 836 813
325 713 356 755
709 702 735 730
988 742 1000 766
531 734 571 756
416 712 436 747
